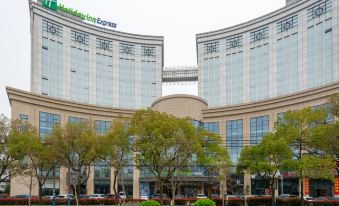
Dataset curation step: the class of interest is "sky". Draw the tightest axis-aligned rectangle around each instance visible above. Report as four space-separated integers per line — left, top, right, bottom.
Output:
0 0 285 117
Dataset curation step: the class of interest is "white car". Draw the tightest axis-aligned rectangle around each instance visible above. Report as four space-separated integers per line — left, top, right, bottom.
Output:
56 194 74 199
89 194 106 199
118 191 127 199
140 194 148 200
196 194 207 199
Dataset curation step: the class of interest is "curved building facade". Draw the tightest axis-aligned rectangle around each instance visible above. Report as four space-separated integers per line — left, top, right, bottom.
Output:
30 0 163 109
6 0 339 199
197 0 338 107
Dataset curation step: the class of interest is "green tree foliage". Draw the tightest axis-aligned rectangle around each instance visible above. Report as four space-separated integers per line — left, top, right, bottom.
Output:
310 94 339 174
130 109 226 205
275 107 335 206
239 133 292 206
0 115 17 184
193 199 216 206
139 200 161 206
8 120 56 201
46 121 99 206
97 118 131 198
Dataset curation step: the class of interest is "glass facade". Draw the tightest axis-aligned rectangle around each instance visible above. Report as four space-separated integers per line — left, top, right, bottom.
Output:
42 37 63 98
70 47 89 103
277 33 299 95
39 112 61 140
249 44 269 102
96 54 113 106
307 18 333 88
94 161 110 194
197 0 336 107
250 115 269 145
119 58 135 108
225 52 243 105
140 60 156 108
202 57 220 107
226 120 243 164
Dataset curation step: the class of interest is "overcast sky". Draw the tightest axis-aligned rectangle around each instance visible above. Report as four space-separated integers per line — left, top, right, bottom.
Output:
0 0 285 117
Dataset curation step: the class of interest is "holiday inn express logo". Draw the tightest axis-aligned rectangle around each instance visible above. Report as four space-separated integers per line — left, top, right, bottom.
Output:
42 0 57 11
41 0 117 28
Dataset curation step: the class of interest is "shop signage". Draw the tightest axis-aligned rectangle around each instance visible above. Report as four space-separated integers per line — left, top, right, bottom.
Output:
334 176 339 195
42 0 117 28
304 177 310 195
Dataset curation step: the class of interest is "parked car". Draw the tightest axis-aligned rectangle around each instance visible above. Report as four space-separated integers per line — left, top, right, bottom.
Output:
224 194 237 199
105 194 116 198
79 194 89 199
174 194 185 198
11 194 33 198
42 195 54 199
196 194 207 199
140 194 149 200
118 191 126 199
56 194 74 199
152 194 168 199
278 194 297 198
89 194 106 199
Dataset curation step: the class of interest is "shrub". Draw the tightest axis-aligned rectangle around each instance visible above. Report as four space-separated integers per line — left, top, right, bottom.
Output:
139 200 161 206
194 199 216 206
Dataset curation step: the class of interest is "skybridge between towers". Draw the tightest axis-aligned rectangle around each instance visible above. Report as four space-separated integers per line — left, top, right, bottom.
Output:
162 66 198 84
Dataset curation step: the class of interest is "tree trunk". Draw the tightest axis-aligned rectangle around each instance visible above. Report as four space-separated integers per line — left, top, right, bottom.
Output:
29 170 33 206
74 184 79 206
159 177 164 206
270 179 276 206
113 171 118 198
170 180 176 206
300 178 304 206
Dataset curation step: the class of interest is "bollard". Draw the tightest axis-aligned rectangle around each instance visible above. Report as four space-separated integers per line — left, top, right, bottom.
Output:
52 192 56 206
67 193 71 206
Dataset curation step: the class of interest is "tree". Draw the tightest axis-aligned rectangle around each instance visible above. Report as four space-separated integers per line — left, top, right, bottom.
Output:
275 107 335 206
239 133 292 206
130 109 222 205
46 121 99 206
310 94 339 174
215 149 231 206
0 115 16 186
8 120 56 202
98 118 131 198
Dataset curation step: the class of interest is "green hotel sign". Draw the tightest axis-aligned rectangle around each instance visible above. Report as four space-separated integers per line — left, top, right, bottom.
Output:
42 0 57 11
42 0 117 28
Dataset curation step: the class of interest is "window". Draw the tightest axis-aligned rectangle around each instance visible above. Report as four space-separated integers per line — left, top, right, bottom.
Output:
277 15 298 33
225 51 243 105
140 60 156 108
119 58 136 108
250 115 269 145
203 122 219 134
95 120 111 135
20 114 28 122
249 44 269 101
276 33 299 96
39 112 61 140
94 161 110 194
307 0 332 21
96 38 113 51
96 54 113 106
226 120 243 163
307 18 333 88
71 31 89 45
202 57 220 107
68 116 87 123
